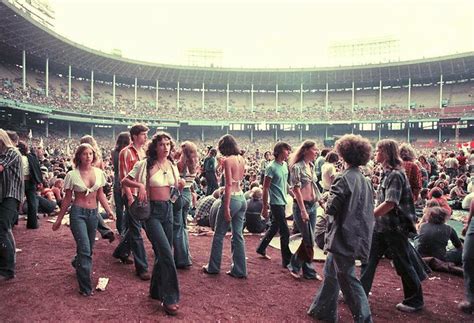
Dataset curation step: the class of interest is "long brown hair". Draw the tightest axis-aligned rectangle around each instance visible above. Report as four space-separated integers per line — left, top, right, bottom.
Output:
146 131 175 170
180 141 198 173
289 140 317 168
377 139 402 169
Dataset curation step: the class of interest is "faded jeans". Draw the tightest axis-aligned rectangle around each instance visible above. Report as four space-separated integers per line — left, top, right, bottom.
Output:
69 205 99 295
206 194 247 277
307 253 372 323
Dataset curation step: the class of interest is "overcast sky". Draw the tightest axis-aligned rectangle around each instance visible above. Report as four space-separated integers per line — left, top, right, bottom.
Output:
49 0 474 68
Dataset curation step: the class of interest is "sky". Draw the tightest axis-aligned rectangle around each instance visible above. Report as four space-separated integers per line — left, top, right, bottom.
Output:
49 0 474 68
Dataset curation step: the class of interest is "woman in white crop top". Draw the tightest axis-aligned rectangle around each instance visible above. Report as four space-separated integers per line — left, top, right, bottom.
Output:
52 144 114 297
122 131 181 316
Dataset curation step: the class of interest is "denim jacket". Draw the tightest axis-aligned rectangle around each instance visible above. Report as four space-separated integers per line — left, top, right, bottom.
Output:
324 167 375 262
290 160 322 202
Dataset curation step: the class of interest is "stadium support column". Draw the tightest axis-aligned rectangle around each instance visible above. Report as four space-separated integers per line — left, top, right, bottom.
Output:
275 127 278 141
90 70 94 106
176 82 180 112
134 77 138 111
22 50 26 91
275 84 278 113
325 126 328 140
45 121 49 138
202 83 205 113
439 74 443 109
325 83 329 113
91 125 94 136
45 58 49 97
300 83 304 114
351 81 355 113
250 126 254 143
378 80 382 112
438 123 442 143
176 127 180 142
68 65 72 102
155 80 159 109
68 123 71 139
378 124 381 141
407 77 411 111
201 127 204 141
112 74 116 108
251 84 254 113
407 122 410 143
299 125 303 141
112 127 116 141
226 83 230 113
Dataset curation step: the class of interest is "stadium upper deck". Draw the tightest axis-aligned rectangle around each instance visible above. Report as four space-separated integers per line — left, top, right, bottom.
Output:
1 0 474 89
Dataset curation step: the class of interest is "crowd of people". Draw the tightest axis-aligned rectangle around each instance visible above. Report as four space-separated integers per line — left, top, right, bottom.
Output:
2 73 474 123
0 123 473 320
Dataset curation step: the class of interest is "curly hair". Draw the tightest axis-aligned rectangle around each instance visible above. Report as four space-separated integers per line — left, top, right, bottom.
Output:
218 134 240 156
146 131 175 169
335 134 372 167
73 143 97 168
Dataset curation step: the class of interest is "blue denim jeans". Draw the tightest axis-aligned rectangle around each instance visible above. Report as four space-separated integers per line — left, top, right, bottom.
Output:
173 188 192 268
307 253 372 323
288 201 318 278
113 187 126 236
0 198 18 279
113 197 148 274
463 220 474 303
207 194 247 277
145 201 180 305
69 205 99 295
360 230 424 308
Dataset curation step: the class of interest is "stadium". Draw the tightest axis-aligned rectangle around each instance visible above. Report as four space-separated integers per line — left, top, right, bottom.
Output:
0 0 474 321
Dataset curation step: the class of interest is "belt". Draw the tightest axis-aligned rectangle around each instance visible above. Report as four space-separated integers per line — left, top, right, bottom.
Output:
230 191 244 196
293 199 315 207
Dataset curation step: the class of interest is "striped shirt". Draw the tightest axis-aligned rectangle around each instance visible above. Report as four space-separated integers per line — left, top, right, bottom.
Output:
0 147 24 203
119 144 142 196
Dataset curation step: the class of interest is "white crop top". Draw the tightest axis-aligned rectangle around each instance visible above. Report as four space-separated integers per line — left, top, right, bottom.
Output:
128 159 179 188
64 167 107 195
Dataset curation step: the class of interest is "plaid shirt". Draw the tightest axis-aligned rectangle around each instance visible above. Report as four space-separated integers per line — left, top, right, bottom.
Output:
195 195 216 220
0 147 24 203
375 168 416 233
403 161 422 199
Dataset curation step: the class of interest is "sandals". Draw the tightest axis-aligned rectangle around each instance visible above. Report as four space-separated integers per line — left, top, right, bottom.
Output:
162 303 179 316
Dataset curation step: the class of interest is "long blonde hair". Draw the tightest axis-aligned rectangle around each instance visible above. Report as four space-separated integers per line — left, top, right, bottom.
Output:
289 140 317 168
0 129 14 153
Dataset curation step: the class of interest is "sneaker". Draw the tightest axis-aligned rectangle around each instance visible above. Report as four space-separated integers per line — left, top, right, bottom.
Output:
395 303 423 313
288 268 301 279
458 301 474 314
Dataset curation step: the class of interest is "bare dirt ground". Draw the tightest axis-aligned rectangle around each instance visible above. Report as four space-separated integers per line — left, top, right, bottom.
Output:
1 217 472 322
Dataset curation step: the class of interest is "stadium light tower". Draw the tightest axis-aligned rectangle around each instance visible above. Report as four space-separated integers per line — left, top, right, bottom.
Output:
328 36 400 66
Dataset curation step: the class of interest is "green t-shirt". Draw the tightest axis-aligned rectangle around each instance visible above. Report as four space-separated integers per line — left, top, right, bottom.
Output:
265 160 289 206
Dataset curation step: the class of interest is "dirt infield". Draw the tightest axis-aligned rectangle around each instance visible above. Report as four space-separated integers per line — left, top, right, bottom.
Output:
1 218 472 322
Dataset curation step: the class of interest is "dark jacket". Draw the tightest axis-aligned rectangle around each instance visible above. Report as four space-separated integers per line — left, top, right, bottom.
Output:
324 167 375 263
26 152 43 185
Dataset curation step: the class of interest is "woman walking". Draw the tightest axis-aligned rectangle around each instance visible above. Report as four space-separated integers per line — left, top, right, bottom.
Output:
122 131 181 315
52 144 114 296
